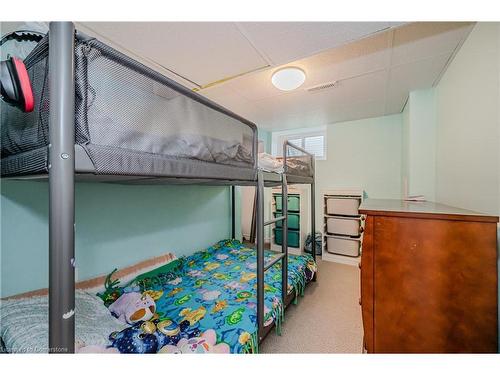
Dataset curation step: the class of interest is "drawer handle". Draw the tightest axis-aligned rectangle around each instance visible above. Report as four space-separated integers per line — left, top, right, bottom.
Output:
358 262 362 269
359 297 362 306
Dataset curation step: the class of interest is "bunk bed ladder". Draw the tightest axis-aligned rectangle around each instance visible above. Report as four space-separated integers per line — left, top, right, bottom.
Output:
256 170 288 343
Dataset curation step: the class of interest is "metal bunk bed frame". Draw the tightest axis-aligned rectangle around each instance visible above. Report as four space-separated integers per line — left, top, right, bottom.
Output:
33 21 316 353
254 140 317 343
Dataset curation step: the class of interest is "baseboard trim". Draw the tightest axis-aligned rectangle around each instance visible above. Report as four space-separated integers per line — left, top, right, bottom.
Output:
322 251 360 266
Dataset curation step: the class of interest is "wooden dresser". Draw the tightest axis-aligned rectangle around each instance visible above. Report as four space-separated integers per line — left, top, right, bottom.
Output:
359 199 498 353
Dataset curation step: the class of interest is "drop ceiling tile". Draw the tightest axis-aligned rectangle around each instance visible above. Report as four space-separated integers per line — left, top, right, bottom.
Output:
334 98 387 124
75 22 197 89
199 84 262 122
223 31 391 102
252 70 388 129
80 22 268 86
73 22 475 132
321 69 388 108
260 69 387 112
259 112 327 131
238 22 403 66
385 92 408 114
386 53 451 113
391 22 474 66
223 67 288 102
302 31 392 85
259 97 386 131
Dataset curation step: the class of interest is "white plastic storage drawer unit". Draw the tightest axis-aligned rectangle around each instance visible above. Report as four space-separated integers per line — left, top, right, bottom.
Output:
326 217 361 236
325 236 360 257
326 197 360 216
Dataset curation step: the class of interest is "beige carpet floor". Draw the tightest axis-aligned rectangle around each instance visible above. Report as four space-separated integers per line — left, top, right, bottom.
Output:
260 259 364 353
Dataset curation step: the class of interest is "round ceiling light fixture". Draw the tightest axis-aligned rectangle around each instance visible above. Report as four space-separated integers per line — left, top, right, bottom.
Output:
271 67 306 91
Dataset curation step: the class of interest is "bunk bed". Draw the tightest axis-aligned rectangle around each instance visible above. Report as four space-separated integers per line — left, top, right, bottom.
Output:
0 22 316 353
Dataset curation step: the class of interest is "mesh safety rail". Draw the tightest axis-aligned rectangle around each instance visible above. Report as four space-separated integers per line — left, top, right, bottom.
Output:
1 33 257 177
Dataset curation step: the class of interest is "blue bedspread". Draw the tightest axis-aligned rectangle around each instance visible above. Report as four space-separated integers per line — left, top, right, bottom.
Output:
102 239 317 353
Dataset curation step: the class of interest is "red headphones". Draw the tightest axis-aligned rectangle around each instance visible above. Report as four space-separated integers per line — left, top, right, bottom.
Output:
0 30 44 113
0 56 34 112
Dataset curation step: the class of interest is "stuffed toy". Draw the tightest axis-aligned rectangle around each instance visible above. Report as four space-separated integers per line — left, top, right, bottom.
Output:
108 318 201 354
108 324 159 354
108 292 156 324
158 329 229 354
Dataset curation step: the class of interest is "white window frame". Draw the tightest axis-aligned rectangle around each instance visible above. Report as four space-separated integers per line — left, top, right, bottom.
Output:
271 126 327 161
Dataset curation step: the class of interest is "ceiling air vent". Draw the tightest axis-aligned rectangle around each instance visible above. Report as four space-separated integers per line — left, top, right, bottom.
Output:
305 81 338 93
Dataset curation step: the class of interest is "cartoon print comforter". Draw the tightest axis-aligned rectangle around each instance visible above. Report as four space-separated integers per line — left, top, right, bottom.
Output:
99 239 317 353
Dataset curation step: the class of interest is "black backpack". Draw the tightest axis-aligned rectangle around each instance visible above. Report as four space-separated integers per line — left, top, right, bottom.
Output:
304 232 322 255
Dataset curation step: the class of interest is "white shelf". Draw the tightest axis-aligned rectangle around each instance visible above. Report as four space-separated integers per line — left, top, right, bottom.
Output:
322 188 364 264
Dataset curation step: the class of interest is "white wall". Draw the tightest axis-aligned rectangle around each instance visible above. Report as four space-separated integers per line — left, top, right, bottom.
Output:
434 23 500 215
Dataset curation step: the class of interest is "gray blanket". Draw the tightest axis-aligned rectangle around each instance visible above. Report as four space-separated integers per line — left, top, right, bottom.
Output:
0 290 127 353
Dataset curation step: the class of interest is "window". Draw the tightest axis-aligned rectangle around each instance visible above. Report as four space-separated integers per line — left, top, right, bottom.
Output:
271 126 327 160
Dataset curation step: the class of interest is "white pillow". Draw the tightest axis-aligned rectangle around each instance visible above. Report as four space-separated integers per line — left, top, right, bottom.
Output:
0 290 127 353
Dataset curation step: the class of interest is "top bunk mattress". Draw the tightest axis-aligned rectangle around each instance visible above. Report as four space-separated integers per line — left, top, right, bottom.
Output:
258 152 314 179
1 33 257 180
257 140 315 180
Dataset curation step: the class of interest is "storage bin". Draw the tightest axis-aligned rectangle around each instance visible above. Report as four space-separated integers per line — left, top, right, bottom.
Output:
274 211 300 230
274 194 300 212
326 217 360 236
274 228 300 248
326 197 360 216
325 236 360 257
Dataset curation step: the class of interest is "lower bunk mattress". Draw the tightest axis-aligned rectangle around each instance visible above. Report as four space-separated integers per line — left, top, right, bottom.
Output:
0 239 316 353
99 239 317 353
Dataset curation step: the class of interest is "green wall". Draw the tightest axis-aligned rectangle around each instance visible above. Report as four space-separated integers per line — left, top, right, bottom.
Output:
314 113 403 227
401 100 410 197
434 23 500 216
403 89 437 201
267 114 403 235
315 114 403 197
0 129 268 298
401 23 499 349
1 180 235 297
258 129 272 153
401 24 499 215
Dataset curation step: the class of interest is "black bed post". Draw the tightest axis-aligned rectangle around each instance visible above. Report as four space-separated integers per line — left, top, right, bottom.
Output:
256 171 265 340
231 185 236 239
48 21 76 354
